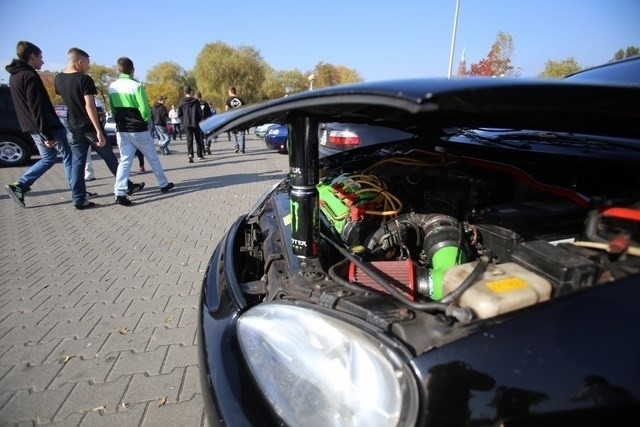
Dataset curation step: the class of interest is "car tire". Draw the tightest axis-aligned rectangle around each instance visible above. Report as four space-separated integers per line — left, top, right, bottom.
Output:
0 134 32 167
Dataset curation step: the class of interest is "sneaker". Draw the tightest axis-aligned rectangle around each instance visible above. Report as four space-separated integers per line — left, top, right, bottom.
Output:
160 182 174 193
114 195 132 206
205 147 212 155
85 177 96 181
164 149 171 155
197 156 205 160
234 147 239 153
241 150 245 154
86 191 99 199
188 155 194 163
126 182 145 196
5 183 26 208
138 166 146 174
74 200 96 210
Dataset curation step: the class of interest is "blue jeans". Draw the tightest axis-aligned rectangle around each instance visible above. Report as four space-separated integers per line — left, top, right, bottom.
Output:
115 131 169 196
18 128 72 189
67 132 93 205
156 126 171 150
232 131 245 152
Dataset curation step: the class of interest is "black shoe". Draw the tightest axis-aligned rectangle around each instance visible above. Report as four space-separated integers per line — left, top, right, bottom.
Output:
115 195 132 206
188 155 194 163
5 183 26 208
160 182 174 193
206 148 212 155
86 191 98 199
74 200 96 210
165 149 171 155
126 182 145 196
197 156 205 160
241 150 245 154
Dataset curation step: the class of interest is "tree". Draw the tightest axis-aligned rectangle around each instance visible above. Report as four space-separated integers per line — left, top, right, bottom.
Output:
468 31 515 77
312 62 363 88
89 64 118 112
260 68 308 100
538 57 582 78
611 45 640 61
193 41 268 110
144 61 189 108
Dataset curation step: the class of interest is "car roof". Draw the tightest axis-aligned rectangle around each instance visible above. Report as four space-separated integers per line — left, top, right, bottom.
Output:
200 77 639 141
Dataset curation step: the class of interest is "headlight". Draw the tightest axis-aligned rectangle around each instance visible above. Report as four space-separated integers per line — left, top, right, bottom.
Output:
237 303 419 427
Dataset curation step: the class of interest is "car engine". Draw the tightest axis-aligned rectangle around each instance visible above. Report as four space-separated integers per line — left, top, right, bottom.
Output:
238 145 640 337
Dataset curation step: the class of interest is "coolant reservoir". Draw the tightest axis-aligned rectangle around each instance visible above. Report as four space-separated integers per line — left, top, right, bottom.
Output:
442 262 552 319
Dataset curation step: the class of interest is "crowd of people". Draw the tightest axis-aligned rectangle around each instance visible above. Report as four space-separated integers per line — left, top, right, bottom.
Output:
3 40 248 210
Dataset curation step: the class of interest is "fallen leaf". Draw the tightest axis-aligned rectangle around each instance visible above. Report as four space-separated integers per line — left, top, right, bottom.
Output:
92 405 106 412
121 402 130 409
118 327 129 335
60 355 74 364
164 316 174 323
157 397 167 407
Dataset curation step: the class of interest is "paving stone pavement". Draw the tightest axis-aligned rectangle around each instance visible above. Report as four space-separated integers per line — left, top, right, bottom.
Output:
0 134 289 426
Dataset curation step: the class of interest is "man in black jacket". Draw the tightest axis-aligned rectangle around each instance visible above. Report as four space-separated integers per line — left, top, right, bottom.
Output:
4 41 73 208
152 95 171 155
178 86 203 162
195 91 213 155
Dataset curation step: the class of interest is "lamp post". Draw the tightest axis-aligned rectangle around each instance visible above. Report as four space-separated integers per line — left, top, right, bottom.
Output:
447 0 461 79
307 74 315 91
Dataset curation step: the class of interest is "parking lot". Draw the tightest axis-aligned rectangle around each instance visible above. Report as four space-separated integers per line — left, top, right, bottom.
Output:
0 134 288 426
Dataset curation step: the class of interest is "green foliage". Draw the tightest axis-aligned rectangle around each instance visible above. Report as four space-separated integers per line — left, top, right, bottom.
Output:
538 57 582 78
261 68 308 100
89 63 118 112
145 62 189 108
192 41 268 110
611 46 640 61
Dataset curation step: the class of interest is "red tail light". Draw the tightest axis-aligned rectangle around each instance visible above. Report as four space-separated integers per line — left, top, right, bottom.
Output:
328 130 361 146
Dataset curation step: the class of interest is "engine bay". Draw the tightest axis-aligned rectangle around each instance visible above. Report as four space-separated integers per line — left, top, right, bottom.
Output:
237 144 640 342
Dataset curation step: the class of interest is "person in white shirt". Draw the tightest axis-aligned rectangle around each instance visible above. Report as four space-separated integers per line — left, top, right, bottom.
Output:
168 105 182 140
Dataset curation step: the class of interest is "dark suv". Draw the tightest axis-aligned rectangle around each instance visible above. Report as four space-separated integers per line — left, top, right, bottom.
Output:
0 84 36 166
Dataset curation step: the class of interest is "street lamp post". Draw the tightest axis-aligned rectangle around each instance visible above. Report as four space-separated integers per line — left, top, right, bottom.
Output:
447 0 461 79
308 74 315 91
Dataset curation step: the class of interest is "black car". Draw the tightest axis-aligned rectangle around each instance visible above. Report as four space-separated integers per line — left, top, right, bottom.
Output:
198 57 640 427
319 122 415 157
0 84 36 166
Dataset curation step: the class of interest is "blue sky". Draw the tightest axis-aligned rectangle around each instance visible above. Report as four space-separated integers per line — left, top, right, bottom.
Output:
1 0 638 84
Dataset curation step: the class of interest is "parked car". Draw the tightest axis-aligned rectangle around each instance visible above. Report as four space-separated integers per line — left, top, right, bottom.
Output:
266 122 415 157
104 115 117 146
319 122 415 157
255 122 280 138
0 84 36 166
264 124 288 153
198 57 640 427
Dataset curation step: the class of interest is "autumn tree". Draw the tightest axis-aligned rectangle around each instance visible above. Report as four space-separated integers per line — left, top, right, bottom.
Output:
468 31 515 77
144 61 190 108
260 68 308 100
89 64 118 111
611 45 640 61
312 62 363 88
193 41 268 110
538 57 582 78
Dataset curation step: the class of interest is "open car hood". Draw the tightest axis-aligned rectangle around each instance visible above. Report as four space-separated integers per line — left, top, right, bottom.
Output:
201 78 640 141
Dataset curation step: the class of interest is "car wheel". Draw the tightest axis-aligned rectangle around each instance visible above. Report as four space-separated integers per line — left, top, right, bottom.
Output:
0 134 32 167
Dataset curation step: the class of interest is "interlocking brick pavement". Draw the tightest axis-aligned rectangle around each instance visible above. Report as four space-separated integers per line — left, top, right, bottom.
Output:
0 134 289 426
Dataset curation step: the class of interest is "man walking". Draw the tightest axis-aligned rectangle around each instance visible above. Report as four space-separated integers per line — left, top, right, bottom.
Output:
108 56 174 206
152 95 171 155
225 87 246 153
195 91 213 155
55 47 144 209
4 41 72 208
168 104 181 140
178 86 203 162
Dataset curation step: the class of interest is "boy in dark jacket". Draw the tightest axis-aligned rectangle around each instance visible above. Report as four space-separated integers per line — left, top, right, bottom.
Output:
195 91 214 154
152 96 171 155
4 41 73 208
178 86 202 162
